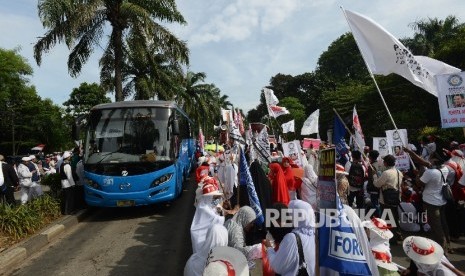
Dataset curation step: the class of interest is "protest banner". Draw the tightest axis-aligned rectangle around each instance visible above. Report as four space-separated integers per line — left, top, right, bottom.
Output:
436 72 465 128
386 129 410 170
318 148 336 210
283 140 303 167
372 137 389 157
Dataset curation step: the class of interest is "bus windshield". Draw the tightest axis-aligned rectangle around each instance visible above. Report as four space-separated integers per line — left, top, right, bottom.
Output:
84 107 173 164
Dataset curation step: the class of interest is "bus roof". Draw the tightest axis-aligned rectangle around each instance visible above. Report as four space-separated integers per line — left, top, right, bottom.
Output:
90 100 194 125
91 100 178 111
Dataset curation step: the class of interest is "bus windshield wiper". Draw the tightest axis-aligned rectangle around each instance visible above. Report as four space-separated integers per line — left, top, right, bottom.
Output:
96 150 120 164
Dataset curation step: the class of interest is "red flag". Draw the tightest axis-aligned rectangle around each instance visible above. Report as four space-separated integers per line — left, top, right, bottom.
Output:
352 106 366 151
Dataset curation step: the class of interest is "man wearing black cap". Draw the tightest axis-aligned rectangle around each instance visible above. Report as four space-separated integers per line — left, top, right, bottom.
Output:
373 154 403 243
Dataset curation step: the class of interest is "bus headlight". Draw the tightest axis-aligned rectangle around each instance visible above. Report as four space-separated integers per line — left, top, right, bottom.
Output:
150 173 173 188
85 179 101 190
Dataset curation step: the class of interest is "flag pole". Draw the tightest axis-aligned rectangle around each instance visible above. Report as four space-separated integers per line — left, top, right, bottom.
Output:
333 108 374 171
340 6 416 170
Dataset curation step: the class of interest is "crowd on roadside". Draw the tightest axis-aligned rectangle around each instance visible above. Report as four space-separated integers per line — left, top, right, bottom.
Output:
183 135 465 276
0 147 85 215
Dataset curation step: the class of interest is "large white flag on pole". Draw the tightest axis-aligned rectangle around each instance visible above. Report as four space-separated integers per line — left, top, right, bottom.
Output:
263 88 290 118
344 9 461 97
301 109 319 135
352 106 365 151
281 120 295 133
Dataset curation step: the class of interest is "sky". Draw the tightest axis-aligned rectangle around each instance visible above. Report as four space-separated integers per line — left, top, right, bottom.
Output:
2 0 465 113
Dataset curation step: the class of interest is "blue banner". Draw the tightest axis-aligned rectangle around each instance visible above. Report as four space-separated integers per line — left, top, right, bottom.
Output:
319 191 371 275
334 116 349 165
239 148 264 224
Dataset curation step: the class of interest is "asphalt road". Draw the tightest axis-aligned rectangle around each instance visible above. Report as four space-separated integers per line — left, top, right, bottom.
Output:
10 180 196 276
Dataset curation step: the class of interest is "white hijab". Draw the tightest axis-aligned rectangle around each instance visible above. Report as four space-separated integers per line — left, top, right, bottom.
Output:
190 194 225 254
415 256 455 276
267 200 316 276
300 165 318 209
184 224 228 276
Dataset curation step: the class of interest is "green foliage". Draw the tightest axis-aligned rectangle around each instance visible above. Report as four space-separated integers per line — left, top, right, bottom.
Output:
63 82 111 117
41 173 63 199
0 48 71 155
316 33 370 84
0 195 61 241
35 0 188 102
28 194 61 224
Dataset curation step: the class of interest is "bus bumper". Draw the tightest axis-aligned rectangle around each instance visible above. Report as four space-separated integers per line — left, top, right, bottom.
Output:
84 184 176 207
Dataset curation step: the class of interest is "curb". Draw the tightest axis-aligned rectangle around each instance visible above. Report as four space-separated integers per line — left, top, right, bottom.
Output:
0 209 91 275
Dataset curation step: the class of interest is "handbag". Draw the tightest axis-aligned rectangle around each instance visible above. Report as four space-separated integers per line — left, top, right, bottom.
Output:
293 233 309 276
382 170 400 206
438 169 454 202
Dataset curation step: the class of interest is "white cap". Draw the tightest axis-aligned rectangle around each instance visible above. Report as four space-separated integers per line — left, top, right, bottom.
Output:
62 151 71 159
21 156 31 162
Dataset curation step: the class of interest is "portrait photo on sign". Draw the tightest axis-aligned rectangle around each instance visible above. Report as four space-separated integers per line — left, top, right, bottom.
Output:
378 138 387 150
392 145 404 156
447 94 465 108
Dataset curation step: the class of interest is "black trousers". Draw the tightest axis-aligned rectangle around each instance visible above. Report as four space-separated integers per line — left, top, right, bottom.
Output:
1 185 17 206
61 186 76 215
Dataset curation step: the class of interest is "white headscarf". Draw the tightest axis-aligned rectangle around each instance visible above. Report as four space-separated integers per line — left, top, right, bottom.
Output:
267 200 316 276
190 194 225 254
415 256 455 276
300 165 318 209
184 224 228 276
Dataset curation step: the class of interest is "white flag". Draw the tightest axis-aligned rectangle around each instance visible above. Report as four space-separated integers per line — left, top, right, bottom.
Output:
352 106 365 150
301 109 319 135
263 87 290 118
263 87 279 106
344 9 461 97
281 120 295 133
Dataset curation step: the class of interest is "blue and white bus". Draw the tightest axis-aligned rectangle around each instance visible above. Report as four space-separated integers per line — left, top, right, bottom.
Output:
79 100 196 207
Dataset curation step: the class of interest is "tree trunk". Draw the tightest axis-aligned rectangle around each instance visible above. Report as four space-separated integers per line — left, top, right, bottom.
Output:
114 27 124 102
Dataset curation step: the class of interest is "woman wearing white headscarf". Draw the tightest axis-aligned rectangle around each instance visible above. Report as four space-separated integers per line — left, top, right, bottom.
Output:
265 199 316 276
300 165 318 210
224 205 260 260
184 224 228 276
190 182 225 254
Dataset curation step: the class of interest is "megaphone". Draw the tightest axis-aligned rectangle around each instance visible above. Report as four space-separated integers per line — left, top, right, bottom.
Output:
214 125 227 131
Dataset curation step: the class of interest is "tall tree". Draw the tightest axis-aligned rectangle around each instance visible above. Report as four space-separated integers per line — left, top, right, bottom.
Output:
0 48 70 154
63 82 111 116
34 0 187 102
404 16 464 56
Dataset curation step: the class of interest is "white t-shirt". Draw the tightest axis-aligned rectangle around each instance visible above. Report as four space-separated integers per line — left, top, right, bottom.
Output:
420 167 448 206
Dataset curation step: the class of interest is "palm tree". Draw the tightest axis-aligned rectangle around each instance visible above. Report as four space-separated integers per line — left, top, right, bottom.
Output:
34 0 187 102
100 33 188 100
405 16 464 56
177 71 231 135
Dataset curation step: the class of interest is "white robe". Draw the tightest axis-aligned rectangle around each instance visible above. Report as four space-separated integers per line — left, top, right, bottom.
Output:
190 195 225 254
184 224 228 276
300 165 318 210
223 163 237 200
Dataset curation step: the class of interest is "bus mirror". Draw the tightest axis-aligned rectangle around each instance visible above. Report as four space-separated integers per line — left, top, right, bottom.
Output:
172 119 180 136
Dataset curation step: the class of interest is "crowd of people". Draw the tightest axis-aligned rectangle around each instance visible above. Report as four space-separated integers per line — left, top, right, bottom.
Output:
0 147 85 215
184 135 465 276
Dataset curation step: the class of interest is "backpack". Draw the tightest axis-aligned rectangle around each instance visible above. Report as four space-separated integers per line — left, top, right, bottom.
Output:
348 162 366 188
